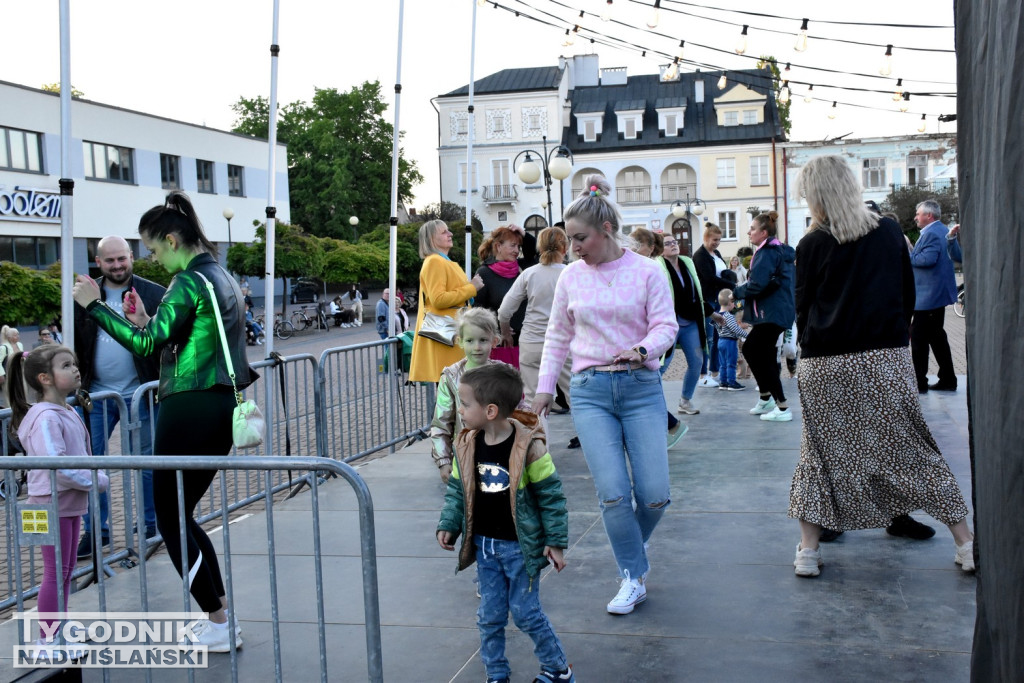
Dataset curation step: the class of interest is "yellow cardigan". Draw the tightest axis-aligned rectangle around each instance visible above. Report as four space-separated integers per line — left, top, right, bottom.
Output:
408 254 477 382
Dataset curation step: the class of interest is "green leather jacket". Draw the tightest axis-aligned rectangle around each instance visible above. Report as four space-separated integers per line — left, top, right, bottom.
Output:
87 253 256 400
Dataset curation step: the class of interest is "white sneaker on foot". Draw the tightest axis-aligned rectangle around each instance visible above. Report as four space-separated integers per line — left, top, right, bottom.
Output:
760 406 793 422
698 376 720 388
677 398 699 415
955 540 975 572
606 571 647 614
179 619 241 652
794 543 822 577
750 397 777 415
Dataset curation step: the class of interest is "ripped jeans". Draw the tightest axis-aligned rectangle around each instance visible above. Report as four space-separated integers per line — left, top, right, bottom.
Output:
570 366 671 580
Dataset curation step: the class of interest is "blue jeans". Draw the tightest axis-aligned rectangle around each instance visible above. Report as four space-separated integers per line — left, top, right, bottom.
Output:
475 536 567 679
701 313 720 375
570 367 671 579
717 337 738 385
81 395 157 536
661 317 703 401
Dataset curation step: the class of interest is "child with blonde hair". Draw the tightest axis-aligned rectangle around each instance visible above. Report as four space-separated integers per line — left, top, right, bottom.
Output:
715 289 748 391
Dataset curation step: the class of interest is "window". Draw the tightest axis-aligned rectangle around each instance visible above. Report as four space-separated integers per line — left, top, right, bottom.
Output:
160 154 180 190
1 126 44 173
862 158 886 188
907 154 928 185
717 158 736 187
228 164 244 196
522 107 547 137
724 111 738 126
458 161 479 192
456 118 468 135
83 141 133 183
528 113 541 129
486 109 511 140
584 120 597 142
491 159 510 186
0 236 59 269
664 115 678 137
196 159 215 194
742 110 757 125
717 211 738 240
750 156 770 186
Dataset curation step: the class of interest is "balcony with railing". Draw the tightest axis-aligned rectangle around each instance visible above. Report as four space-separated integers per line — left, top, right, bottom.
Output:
888 179 956 192
661 183 698 202
616 185 652 204
482 184 519 203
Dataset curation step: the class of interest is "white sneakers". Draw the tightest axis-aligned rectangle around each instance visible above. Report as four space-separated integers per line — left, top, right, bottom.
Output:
749 397 776 415
955 540 976 572
698 376 720 388
760 406 793 422
677 398 699 415
179 618 242 653
794 544 823 577
607 570 647 615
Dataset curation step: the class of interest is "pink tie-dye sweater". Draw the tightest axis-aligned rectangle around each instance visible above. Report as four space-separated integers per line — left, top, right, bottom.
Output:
537 249 678 396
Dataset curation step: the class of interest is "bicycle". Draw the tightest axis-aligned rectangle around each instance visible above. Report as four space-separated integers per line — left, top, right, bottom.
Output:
256 312 295 340
954 283 965 318
292 305 330 332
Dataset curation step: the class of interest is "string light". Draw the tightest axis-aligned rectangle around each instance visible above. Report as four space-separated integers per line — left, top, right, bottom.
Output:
804 84 814 103
562 28 574 46
828 101 837 119
477 0 487 6
880 44 893 76
900 92 910 112
784 62 791 74
918 113 926 132
735 25 748 55
664 58 679 80
718 72 728 89
778 80 790 103
794 18 809 52
892 78 904 101
601 0 612 22
676 39 685 60
647 0 661 29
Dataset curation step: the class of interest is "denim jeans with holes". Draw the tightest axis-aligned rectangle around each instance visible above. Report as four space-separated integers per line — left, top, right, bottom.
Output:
475 536 567 680
570 367 671 580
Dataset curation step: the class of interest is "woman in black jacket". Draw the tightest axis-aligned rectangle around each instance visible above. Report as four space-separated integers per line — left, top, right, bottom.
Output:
692 224 736 387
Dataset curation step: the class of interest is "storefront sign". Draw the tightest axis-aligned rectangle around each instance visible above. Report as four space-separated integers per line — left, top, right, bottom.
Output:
0 186 61 223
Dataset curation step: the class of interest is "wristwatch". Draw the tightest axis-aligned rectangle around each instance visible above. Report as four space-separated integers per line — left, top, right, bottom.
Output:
633 346 648 361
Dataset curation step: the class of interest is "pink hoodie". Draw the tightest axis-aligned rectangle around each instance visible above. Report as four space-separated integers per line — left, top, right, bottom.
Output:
17 403 108 517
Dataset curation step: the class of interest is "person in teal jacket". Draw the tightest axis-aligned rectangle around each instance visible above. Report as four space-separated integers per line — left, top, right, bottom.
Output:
436 363 573 683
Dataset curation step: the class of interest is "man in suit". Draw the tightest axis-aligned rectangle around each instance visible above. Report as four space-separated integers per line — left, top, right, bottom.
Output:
909 200 958 393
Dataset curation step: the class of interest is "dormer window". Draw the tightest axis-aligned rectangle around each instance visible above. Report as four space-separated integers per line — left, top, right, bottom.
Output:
742 110 757 125
724 111 738 126
576 112 604 143
655 99 686 137
624 117 639 139
614 100 644 141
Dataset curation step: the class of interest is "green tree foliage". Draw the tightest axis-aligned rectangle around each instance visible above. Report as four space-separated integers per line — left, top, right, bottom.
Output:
129 257 173 288
417 201 482 226
230 83 424 240
756 57 792 137
0 262 61 325
357 220 483 288
881 182 959 243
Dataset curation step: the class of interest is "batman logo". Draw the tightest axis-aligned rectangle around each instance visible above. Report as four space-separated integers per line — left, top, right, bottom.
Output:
477 463 511 493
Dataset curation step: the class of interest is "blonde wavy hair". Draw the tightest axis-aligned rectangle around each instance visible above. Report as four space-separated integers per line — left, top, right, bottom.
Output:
796 156 879 244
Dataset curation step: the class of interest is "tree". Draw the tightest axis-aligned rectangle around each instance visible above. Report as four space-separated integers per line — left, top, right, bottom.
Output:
881 182 959 243
129 257 173 288
756 57 792 137
357 220 484 288
0 262 61 326
231 83 424 240
417 201 482 227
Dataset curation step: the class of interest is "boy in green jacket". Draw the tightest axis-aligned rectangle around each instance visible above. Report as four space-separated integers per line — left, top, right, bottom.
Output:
436 363 573 683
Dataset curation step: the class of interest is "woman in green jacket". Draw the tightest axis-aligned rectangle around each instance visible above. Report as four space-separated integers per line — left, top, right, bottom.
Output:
73 191 254 653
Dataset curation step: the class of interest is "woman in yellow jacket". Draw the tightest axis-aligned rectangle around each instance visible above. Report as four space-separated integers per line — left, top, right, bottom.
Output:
408 220 484 382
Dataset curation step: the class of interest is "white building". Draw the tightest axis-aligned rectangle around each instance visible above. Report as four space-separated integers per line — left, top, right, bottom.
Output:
0 80 288 292
783 133 957 243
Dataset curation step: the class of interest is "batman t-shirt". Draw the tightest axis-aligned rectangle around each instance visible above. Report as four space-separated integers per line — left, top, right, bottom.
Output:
472 429 517 541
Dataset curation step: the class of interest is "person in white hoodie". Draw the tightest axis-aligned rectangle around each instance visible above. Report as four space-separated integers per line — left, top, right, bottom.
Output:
5 343 108 647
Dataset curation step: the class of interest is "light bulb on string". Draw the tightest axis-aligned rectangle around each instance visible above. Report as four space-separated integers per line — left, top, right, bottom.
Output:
828 101 837 120
676 40 685 60
664 58 679 80
880 45 893 76
804 84 814 103
477 0 487 6
784 62 791 75
736 25 748 55
778 80 790 104
918 114 926 133
647 0 661 29
794 18 809 52
899 92 910 112
562 29 574 47
601 0 613 22
892 78 904 101
718 72 728 89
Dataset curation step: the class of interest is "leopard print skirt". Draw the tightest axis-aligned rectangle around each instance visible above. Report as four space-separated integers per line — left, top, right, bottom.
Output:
787 346 968 530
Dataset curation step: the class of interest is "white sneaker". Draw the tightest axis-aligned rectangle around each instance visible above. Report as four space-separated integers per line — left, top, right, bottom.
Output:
606 571 647 614
955 540 976 572
760 406 793 422
794 543 822 577
698 376 720 388
677 398 699 415
749 397 777 415
179 619 242 653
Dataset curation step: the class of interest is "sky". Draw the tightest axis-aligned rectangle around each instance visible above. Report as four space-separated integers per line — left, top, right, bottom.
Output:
2 1 957 210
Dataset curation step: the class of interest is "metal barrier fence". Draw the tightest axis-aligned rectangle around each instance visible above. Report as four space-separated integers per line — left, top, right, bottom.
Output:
1 455 382 683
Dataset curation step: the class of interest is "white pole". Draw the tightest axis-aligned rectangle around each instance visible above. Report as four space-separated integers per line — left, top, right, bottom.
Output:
464 0 479 277
58 0 75 351
262 1 282 462
387 0 405 340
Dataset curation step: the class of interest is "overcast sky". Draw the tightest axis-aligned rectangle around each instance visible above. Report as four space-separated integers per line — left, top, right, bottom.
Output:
2 1 956 210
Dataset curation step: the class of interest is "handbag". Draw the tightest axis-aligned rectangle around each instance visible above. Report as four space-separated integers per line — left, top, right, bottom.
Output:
417 312 457 346
490 345 520 369
195 272 265 449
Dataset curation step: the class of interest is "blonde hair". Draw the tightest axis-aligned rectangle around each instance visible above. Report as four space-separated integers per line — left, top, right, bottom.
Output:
717 288 734 307
563 174 622 237
1 325 18 345
795 156 879 244
752 211 781 237
457 307 499 340
418 220 447 259
537 227 568 265
703 223 723 239
478 226 522 262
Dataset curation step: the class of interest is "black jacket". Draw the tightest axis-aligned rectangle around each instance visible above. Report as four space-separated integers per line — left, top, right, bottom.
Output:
74 273 166 391
733 239 796 330
692 245 735 304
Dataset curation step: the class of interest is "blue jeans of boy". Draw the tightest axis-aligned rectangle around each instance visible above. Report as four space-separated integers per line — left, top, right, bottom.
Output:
660 316 703 401
717 337 738 386
475 536 567 680
570 367 671 580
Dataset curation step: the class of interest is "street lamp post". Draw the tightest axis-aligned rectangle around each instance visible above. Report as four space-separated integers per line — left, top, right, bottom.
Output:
670 191 707 234
513 135 574 226
222 207 235 249
349 215 359 242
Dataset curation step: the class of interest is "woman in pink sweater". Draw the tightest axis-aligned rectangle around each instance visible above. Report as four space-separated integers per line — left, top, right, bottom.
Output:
532 175 677 616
